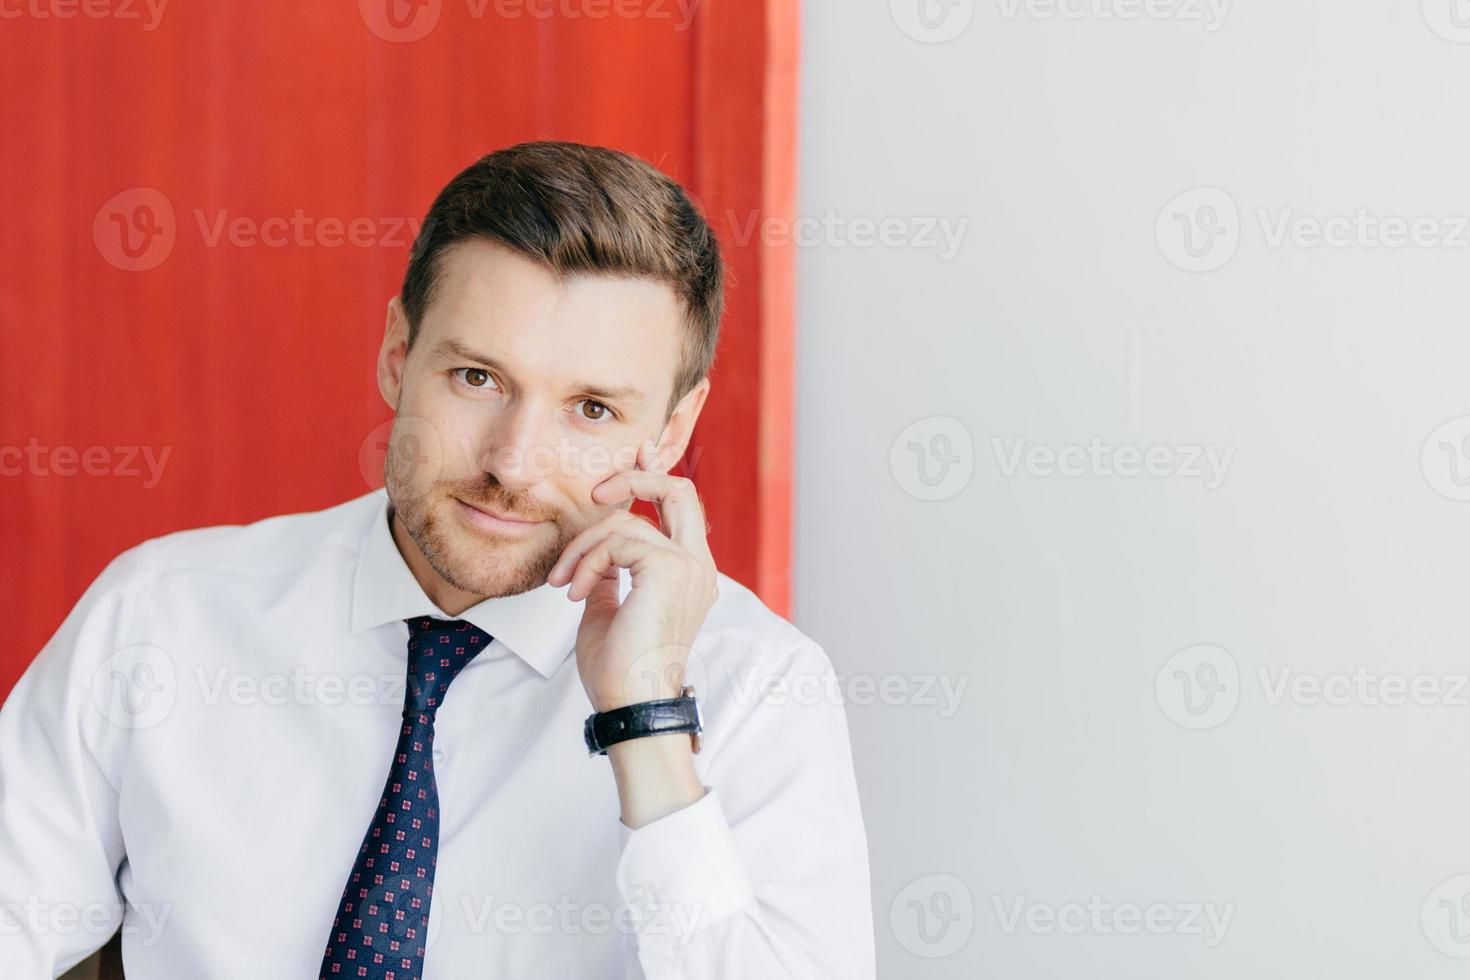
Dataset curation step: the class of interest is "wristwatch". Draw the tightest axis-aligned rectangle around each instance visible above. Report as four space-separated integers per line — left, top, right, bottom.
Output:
584 686 703 756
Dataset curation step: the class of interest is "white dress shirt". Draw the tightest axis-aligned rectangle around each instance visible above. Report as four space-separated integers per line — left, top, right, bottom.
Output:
0 487 875 978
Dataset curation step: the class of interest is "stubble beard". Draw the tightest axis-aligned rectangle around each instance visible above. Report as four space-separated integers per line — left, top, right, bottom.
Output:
389 481 572 600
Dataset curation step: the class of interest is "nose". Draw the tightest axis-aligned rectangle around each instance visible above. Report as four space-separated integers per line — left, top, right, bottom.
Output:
475 396 559 492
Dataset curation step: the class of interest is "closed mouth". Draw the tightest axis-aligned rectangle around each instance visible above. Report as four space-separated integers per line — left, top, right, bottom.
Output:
455 497 542 524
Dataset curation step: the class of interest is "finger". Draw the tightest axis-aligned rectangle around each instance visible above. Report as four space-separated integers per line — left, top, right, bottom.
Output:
639 437 666 474
582 564 621 610
592 437 666 505
549 510 662 586
566 531 675 602
640 437 670 476
592 469 712 561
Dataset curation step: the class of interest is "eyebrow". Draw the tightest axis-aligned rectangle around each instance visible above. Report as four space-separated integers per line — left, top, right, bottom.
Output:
431 338 648 405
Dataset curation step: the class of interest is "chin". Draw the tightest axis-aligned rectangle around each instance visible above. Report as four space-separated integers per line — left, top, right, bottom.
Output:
426 504 563 598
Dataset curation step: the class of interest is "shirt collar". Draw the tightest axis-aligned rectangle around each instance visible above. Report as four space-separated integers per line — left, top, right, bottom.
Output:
350 488 583 679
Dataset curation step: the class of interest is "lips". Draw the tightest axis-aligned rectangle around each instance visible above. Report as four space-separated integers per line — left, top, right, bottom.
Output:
455 497 540 525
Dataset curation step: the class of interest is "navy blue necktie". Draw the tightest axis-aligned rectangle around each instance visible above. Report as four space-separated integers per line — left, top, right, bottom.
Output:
320 617 490 979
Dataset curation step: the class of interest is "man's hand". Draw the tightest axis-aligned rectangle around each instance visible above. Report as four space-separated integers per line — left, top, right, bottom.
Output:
549 438 718 712
546 438 717 827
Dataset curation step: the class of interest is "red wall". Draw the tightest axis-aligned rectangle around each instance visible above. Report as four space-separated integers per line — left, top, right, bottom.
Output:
0 0 798 698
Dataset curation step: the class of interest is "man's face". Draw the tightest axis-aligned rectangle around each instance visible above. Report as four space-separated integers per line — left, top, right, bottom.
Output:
377 237 697 602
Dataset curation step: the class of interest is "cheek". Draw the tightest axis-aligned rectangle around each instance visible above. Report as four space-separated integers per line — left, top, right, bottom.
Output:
519 437 630 491
560 441 644 518
574 439 640 485
386 415 451 491
542 470 589 521
402 385 485 477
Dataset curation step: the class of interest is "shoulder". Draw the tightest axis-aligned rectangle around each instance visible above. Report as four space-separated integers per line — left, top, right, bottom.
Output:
135 489 381 580
64 490 382 634
702 572 816 655
693 571 839 701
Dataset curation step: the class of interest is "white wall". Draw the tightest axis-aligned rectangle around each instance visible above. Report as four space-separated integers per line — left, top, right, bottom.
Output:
794 2 1470 976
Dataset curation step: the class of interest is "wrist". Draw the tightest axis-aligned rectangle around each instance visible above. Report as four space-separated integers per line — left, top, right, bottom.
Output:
608 734 704 829
592 681 681 713
588 645 695 712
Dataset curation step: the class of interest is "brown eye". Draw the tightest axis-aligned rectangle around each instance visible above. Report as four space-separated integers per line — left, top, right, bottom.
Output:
580 400 609 421
456 368 491 388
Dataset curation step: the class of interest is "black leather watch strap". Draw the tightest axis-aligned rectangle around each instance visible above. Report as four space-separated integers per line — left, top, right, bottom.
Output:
584 686 703 756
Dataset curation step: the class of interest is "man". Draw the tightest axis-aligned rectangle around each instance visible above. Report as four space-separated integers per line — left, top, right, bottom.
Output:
0 141 874 978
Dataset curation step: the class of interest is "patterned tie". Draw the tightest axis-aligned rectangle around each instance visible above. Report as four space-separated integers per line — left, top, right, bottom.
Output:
320 617 491 980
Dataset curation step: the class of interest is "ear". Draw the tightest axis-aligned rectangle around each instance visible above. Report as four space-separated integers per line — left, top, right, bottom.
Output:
378 296 410 410
653 378 712 473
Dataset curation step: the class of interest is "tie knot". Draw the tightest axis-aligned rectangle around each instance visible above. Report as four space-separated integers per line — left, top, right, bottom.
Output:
402 617 491 717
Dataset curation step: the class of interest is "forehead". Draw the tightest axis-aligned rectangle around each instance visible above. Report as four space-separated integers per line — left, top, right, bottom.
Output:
418 238 683 407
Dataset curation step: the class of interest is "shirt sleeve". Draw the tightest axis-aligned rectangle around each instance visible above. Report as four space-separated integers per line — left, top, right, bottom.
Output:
0 542 151 978
612 640 876 979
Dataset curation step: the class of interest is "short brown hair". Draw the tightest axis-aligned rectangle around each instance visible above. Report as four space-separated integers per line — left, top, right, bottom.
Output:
400 141 724 421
